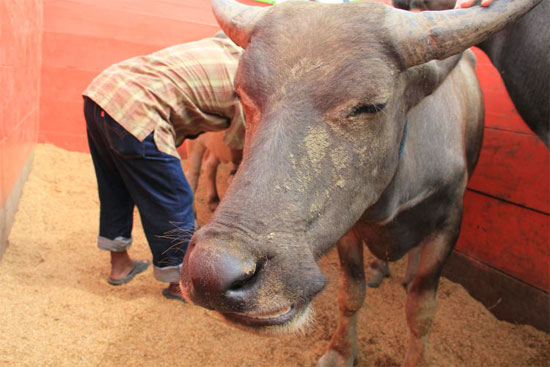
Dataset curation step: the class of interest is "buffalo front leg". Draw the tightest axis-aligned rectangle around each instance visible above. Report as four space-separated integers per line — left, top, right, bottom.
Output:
402 217 461 367
318 228 366 367
401 246 421 290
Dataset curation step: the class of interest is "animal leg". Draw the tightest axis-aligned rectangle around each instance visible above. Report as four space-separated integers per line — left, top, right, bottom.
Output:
183 139 206 194
366 259 390 288
203 151 221 212
183 139 206 227
402 219 460 367
318 229 365 367
401 247 421 290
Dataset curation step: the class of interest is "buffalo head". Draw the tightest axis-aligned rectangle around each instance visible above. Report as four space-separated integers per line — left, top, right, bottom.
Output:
180 0 541 333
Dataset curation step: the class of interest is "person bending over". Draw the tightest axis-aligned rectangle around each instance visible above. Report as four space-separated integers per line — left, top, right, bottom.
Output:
83 32 245 300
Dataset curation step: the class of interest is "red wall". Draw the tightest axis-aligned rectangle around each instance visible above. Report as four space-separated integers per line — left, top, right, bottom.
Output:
457 49 549 292
38 0 265 152
0 0 43 208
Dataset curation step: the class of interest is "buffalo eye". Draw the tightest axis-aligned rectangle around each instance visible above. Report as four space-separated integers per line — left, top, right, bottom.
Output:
348 103 386 117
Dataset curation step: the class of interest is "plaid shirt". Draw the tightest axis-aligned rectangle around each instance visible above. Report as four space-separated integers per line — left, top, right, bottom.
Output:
83 36 245 158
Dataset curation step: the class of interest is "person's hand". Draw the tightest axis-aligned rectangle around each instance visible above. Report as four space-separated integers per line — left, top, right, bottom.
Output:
455 0 493 9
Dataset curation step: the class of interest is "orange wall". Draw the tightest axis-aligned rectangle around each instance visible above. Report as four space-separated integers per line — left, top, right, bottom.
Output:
38 0 265 152
0 0 43 208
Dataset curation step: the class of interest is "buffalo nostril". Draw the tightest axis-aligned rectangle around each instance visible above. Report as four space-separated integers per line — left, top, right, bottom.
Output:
227 258 265 292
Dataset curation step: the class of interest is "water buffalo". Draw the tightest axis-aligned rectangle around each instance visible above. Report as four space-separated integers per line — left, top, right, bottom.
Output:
393 0 550 147
366 0 550 288
180 0 541 366
185 132 242 214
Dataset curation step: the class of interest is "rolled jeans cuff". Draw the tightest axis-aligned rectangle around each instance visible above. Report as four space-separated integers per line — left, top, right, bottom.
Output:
153 264 182 283
97 236 132 252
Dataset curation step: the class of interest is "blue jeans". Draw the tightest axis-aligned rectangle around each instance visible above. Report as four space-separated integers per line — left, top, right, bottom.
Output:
84 97 195 282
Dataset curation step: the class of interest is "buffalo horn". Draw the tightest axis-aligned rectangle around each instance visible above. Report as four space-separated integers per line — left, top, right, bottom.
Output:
211 0 268 48
388 0 542 68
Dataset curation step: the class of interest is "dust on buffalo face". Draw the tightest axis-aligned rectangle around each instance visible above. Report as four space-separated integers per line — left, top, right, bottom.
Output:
180 0 541 343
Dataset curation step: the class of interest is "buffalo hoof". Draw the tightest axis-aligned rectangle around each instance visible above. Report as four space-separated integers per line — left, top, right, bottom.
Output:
317 350 356 367
366 260 390 288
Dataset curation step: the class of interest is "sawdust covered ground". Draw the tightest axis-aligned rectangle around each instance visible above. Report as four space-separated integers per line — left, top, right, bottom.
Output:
0 144 548 367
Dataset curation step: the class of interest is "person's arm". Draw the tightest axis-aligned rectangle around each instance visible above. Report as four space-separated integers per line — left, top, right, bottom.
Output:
455 0 493 9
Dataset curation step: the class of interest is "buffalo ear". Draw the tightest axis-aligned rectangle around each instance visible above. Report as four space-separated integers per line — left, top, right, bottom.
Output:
387 0 541 68
402 53 463 109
